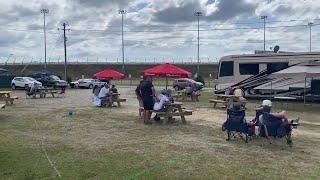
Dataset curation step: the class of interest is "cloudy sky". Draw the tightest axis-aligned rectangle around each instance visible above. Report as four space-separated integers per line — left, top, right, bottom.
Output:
0 0 320 63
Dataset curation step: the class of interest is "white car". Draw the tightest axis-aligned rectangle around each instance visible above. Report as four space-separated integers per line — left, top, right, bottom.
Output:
70 79 104 89
11 77 42 89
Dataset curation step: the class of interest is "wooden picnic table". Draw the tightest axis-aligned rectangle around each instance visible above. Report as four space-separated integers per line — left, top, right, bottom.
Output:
110 93 126 107
173 90 187 100
153 102 192 124
0 91 18 105
30 87 59 98
210 94 247 108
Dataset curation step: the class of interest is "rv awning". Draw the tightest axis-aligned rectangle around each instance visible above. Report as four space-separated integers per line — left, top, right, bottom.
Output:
270 62 320 78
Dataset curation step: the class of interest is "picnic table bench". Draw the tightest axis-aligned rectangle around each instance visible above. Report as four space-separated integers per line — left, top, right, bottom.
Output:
0 104 5 109
110 93 126 107
152 102 193 124
0 91 18 105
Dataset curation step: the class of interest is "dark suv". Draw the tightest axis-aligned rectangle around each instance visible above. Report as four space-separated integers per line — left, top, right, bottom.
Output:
173 78 203 91
31 71 68 88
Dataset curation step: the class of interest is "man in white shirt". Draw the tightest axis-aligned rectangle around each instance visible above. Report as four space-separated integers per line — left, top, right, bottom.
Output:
98 84 110 107
153 93 169 111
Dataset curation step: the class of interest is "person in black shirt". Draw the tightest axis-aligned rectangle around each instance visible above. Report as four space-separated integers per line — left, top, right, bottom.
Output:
140 76 155 124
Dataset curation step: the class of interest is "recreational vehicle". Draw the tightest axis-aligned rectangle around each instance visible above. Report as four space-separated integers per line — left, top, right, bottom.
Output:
215 51 320 91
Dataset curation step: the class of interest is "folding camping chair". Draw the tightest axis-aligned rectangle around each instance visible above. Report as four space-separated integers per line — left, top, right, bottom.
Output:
258 112 299 146
224 108 252 143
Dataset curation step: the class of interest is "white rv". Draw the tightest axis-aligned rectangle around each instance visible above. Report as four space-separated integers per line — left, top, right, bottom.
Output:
215 51 320 91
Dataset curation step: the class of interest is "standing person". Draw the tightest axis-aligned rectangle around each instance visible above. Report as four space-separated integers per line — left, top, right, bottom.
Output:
135 80 144 118
140 76 155 124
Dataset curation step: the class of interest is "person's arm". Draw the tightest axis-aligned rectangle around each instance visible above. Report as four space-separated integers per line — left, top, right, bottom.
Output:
271 111 286 119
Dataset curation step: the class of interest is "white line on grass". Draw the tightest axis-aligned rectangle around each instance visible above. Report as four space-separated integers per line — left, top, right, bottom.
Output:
33 119 62 178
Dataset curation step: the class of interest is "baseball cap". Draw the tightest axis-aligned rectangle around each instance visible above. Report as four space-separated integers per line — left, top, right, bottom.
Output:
262 100 272 107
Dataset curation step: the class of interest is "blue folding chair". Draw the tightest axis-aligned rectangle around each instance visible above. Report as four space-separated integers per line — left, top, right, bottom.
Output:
224 108 250 143
259 112 297 145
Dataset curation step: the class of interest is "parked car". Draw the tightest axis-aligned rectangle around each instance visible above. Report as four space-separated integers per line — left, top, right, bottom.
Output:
173 78 204 91
11 77 42 89
31 72 68 88
70 79 104 89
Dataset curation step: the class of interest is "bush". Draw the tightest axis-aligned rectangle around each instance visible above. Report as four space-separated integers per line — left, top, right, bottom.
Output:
194 75 205 85
67 76 72 83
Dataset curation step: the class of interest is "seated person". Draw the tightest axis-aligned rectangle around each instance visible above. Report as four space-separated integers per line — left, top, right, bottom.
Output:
110 84 118 94
98 84 111 107
222 102 249 131
92 85 101 106
26 82 39 97
258 100 293 142
153 90 170 122
259 100 289 125
186 85 200 102
154 90 169 112
233 86 246 101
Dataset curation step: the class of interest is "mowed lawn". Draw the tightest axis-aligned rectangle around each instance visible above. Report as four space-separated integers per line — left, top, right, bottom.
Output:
0 87 320 179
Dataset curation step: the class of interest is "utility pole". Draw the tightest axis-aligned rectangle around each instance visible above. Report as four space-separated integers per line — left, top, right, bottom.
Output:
119 9 127 74
261 15 267 51
58 23 70 81
308 22 313 52
194 11 202 75
41 9 49 69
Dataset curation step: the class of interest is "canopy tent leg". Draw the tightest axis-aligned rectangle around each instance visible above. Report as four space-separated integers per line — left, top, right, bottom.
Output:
166 77 168 90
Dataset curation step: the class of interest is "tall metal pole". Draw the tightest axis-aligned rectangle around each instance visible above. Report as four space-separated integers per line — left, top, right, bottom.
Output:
261 15 267 51
63 23 67 81
119 10 127 74
58 23 69 81
194 11 202 75
308 22 313 52
41 9 49 69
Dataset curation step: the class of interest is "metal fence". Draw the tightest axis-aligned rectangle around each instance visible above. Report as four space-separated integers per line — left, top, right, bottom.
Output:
0 57 219 65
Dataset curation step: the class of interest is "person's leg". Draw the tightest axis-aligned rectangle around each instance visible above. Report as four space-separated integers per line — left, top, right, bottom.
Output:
145 110 152 124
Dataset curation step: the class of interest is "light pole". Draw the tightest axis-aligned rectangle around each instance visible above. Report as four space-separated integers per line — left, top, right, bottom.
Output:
261 15 267 51
119 9 127 74
41 9 49 69
194 11 202 75
308 22 313 52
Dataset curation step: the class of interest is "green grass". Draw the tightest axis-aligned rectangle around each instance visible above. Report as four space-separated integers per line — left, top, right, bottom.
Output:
0 89 319 179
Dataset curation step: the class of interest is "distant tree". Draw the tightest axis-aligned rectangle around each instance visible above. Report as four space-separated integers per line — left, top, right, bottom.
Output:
194 75 205 85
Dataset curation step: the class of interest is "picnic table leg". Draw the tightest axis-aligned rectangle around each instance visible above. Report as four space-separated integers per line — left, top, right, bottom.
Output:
51 93 55 98
178 107 186 124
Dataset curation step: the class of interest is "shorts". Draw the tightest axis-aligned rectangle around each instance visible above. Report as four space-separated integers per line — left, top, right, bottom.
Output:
142 98 154 110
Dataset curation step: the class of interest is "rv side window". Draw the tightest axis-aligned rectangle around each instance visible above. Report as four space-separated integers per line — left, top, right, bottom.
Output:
267 63 289 73
239 63 259 75
219 61 234 77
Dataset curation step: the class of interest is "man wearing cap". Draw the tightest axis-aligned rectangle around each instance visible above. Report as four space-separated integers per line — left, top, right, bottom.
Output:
259 100 289 124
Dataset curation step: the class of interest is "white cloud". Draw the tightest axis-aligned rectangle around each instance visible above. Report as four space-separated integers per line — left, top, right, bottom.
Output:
0 0 319 63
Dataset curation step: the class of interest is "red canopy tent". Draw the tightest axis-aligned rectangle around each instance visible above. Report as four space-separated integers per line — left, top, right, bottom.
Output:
140 63 192 89
93 69 125 81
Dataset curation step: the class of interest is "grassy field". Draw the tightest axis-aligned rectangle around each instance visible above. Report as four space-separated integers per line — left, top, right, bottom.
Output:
0 88 319 179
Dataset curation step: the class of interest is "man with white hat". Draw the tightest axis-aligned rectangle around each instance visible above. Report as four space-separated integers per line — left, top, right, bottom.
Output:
259 100 289 124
